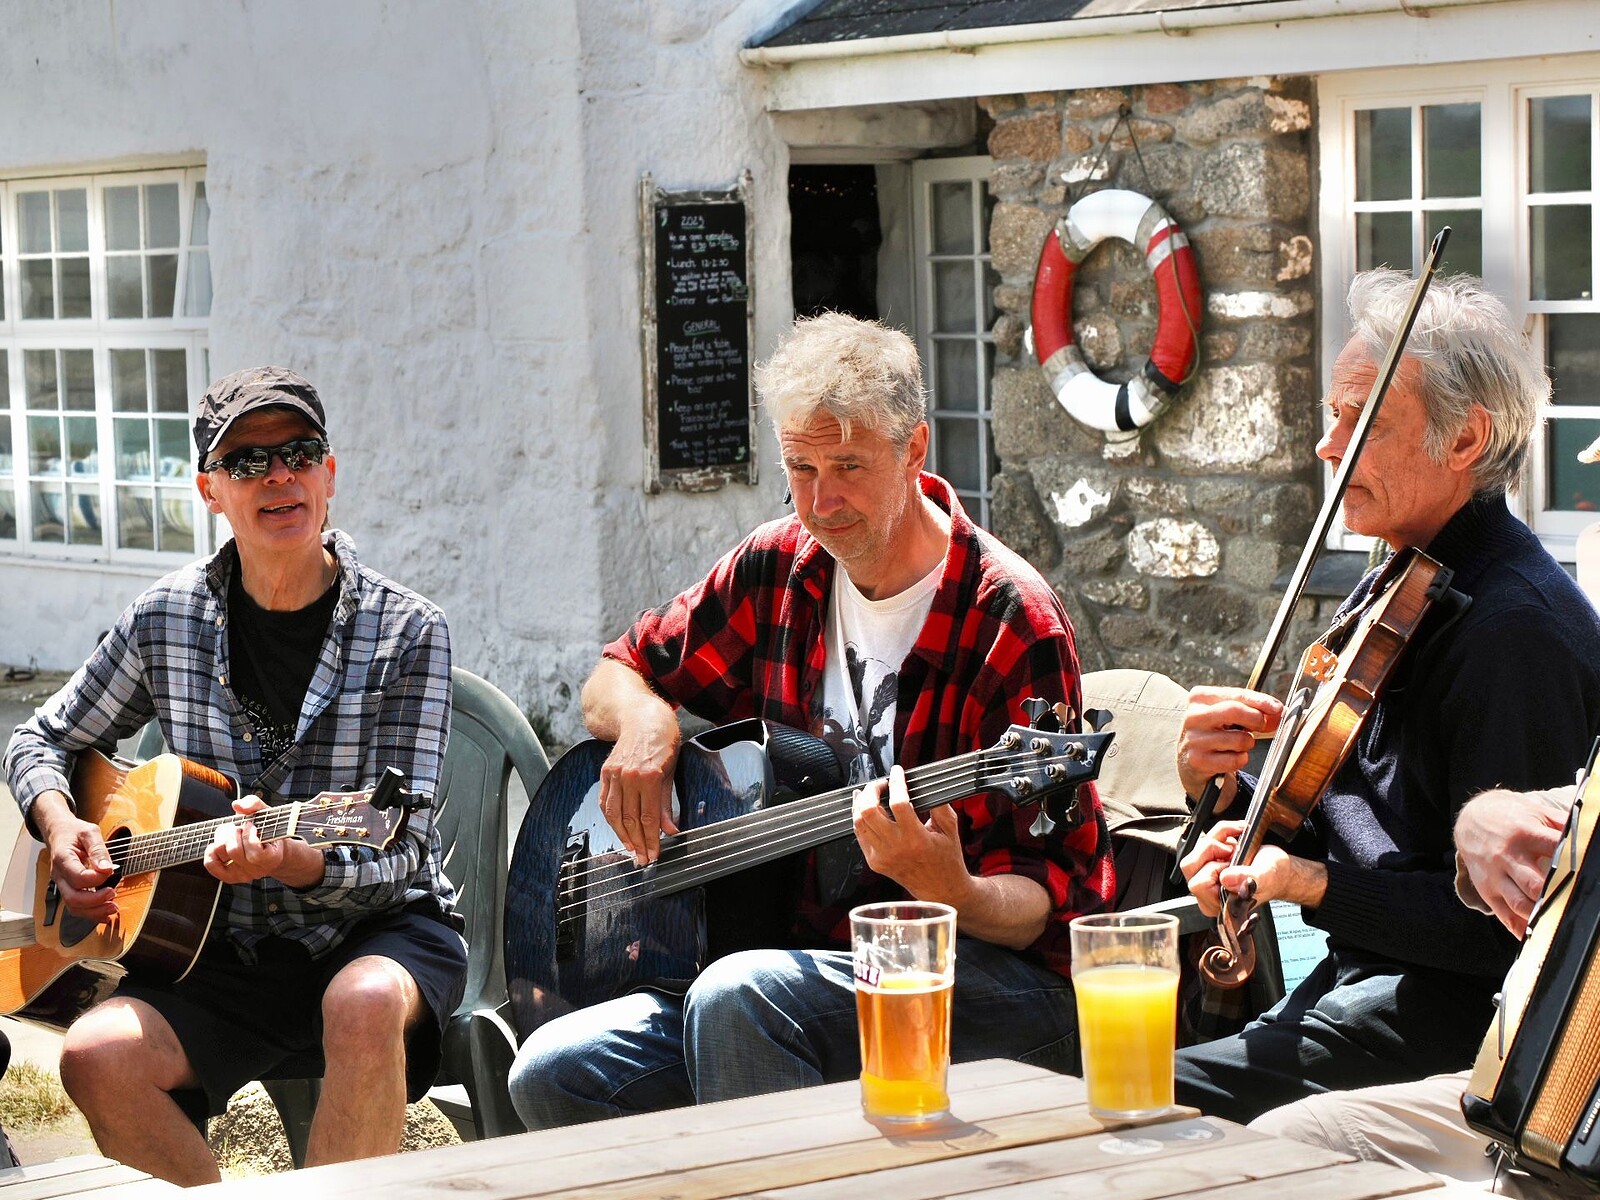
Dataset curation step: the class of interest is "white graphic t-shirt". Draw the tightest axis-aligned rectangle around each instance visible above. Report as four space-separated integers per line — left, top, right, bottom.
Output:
817 560 943 787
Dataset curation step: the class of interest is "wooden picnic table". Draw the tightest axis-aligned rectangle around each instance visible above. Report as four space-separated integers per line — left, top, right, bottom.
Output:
0 1155 177 1200
179 1058 1446 1200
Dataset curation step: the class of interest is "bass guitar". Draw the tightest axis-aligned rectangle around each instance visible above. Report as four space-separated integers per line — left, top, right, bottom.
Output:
505 708 1113 1040
0 749 412 1029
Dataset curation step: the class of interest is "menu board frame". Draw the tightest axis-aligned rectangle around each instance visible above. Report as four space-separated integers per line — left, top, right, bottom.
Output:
640 170 757 494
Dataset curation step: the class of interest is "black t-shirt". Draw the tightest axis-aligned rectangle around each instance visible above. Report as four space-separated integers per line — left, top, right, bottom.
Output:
227 568 339 765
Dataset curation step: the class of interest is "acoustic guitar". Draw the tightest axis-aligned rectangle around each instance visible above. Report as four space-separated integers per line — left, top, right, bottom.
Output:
0 748 411 1029
505 711 1112 1041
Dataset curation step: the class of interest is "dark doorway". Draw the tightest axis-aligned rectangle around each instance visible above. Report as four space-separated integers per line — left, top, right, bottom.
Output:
789 165 881 320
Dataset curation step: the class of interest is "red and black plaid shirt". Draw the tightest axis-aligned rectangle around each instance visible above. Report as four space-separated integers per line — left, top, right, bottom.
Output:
605 474 1114 978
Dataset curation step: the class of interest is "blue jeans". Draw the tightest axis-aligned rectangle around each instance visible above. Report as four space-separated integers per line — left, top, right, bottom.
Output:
1174 946 1499 1124
508 937 1078 1129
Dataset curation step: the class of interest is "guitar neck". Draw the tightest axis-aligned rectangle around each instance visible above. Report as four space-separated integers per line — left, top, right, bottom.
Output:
640 750 985 900
114 805 303 876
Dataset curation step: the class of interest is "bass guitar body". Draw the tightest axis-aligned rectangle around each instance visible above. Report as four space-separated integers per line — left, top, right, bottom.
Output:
504 719 842 1040
0 751 235 1029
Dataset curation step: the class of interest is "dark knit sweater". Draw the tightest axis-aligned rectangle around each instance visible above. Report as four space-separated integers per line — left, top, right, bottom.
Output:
1253 492 1600 981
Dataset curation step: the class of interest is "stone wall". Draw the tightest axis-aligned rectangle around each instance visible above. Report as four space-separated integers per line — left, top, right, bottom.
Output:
982 79 1327 688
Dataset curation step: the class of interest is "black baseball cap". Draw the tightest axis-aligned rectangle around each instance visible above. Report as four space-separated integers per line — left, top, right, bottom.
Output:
194 366 327 466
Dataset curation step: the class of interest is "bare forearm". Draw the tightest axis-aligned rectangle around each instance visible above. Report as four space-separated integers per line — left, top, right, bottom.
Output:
936 872 1051 950
581 657 676 743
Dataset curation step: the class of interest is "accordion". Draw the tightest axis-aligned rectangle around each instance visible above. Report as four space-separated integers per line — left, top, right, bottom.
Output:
1462 741 1600 1187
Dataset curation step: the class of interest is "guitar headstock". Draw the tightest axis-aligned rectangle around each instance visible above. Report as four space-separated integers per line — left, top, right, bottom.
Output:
295 792 410 850
980 717 1115 836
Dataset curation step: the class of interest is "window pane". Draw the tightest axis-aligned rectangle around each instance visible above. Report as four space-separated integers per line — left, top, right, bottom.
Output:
58 257 91 318
1531 204 1593 300
1357 211 1412 271
117 485 155 549
1530 95 1591 194
934 416 981 491
67 485 100 542
983 262 999 327
107 256 144 318
184 250 212 318
1356 108 1412 202
157 488 193 552
1548 416 1600 512
1425 209 1482 278
153 351 187 413
931 182 973 255
66 415 97 471
933 340 979 411
111 350 147 412
115 418 151 479
62 351 94 411
190 182 209 246
145 184 180 249
24 351 57 407
0 350 7 410
1422 104 1480 199
156 419 191 478
18 192 52 253
1549 314 1600 406
149 254 178 317
55 190 88 254
21 260 54 319
28 416 61 472
105 187 141 251
933 261 976 332
31 482 64 542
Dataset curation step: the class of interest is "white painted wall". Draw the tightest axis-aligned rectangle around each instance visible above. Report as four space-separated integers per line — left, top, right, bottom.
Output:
0 0 794 744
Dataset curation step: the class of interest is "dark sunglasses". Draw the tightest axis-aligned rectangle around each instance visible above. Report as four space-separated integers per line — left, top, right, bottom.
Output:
202 437 330 479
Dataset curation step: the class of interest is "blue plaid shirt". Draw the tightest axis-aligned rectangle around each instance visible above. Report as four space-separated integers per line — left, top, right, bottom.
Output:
4 529 457 960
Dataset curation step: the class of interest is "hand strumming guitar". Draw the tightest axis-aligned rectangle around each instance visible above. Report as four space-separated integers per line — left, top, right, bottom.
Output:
29 789 118 922
582 657 682 866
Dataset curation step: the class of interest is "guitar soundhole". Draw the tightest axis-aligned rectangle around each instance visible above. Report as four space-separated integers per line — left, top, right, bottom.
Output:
57 827 130 949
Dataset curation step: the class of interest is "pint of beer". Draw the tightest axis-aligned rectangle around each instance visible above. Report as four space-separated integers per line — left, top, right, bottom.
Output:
851 901 956 1124
1069 912 1180 1119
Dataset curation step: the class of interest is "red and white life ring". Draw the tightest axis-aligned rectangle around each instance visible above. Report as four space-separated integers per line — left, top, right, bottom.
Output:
1030 188 1202 434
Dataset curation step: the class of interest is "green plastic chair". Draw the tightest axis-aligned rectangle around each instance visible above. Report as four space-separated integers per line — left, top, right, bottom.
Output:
141 667 548 1158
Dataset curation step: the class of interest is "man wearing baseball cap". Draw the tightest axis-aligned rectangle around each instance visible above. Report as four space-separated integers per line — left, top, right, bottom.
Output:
5 367 465 1183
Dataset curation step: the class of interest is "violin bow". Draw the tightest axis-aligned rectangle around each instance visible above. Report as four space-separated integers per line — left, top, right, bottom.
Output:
1170 227 1453 883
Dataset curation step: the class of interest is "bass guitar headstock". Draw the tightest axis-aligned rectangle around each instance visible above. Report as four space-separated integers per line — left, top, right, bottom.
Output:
982 699 1115 837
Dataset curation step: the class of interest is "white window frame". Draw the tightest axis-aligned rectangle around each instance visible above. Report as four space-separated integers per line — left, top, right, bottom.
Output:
910 154 997 528
1320 56 1600 561
0 165 211 566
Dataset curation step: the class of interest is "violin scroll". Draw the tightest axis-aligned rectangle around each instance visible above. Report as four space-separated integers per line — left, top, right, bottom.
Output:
1199 879 1260 989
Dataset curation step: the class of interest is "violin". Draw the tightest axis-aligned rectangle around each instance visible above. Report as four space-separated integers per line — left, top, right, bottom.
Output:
1198 548 1454 987
1171 227 1455 988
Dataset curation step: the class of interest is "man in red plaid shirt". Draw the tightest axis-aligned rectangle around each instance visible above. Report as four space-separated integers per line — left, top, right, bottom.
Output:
509 313 1115 1128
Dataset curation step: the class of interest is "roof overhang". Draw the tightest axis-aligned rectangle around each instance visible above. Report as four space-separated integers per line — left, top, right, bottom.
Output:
743 0 1600 111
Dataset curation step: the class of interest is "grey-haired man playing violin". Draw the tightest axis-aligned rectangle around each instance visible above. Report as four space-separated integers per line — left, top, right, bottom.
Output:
4 367 465 1183
1170 271 1600 1124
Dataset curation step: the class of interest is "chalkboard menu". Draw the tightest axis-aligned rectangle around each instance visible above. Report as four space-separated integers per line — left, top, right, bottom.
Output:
641 172 756 492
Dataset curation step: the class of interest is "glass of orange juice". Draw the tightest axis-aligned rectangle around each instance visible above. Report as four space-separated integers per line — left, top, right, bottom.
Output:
850 901 956 1124
1069 912 1180 1120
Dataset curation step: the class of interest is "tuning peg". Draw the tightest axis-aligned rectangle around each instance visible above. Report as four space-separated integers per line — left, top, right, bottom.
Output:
1029 807 1056 837
1022 697 1058 730
1053 702 1076 730
1082 707 1113 733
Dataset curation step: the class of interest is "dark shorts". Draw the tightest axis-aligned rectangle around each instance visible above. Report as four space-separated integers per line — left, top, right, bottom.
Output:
116 905 468 1122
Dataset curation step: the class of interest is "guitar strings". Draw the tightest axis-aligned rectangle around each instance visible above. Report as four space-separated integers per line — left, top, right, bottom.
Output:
553 749 1063 896
554 750 1087 916
560 760 1043 914
553 750 990 892
105 799 356 875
